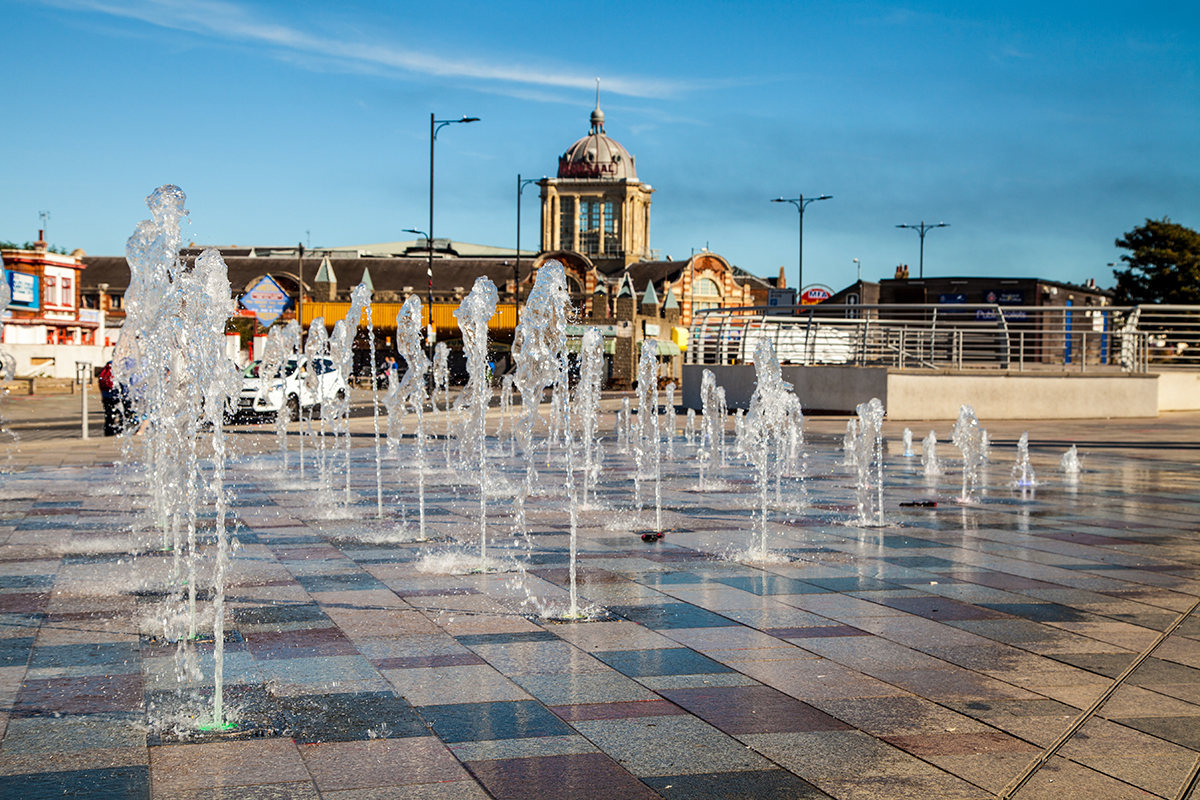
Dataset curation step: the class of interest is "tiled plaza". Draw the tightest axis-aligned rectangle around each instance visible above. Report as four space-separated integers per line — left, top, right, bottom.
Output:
1 396 1199 799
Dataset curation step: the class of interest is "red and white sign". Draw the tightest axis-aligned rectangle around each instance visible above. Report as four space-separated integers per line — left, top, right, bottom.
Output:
800 285 832 305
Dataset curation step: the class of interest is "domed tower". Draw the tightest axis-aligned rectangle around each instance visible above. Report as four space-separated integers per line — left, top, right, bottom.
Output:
539 98 654 276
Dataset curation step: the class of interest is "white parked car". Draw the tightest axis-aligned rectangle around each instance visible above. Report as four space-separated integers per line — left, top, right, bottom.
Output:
231 356 347 420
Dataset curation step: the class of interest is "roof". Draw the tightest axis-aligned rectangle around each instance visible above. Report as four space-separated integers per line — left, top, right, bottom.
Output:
80 255 522 296
558 105 638 181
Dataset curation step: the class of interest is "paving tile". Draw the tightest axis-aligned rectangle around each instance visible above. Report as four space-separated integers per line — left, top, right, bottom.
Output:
321 782 490 800
14 673 143 715
592 648 733 678
548 620 682 652
255 655 390 694
1018 754 1166 799
513 671 659 706
243 627 358 660
714 574 827 595
745 729 995 798
299 737 469 792
384 664 533 706
571 715 776 777
276 691 429 743
0 766 149 799
1 711 145 752
549 700 687 722
607 602 738 629
419 700 575 743
447 734 599 762
149 738 309 792
659 685 853 735
881 731 1039 757
463 752 657 800
814 696 993 737
642 768 832 799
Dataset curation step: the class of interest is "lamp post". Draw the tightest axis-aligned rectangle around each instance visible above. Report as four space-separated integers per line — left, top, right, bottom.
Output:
296 242 304 332
772 194 831 294
416 113 479 359
402 227 432 353
515 174 539 326
853 258 861 282
895 221 948 279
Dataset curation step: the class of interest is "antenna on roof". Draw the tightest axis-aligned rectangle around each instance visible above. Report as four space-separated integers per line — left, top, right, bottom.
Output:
595 78 600 110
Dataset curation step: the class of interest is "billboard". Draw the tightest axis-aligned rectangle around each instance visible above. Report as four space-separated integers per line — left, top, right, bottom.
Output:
6 271 38 307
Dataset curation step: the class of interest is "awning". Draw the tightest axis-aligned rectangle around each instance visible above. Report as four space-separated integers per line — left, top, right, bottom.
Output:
656 340 682 356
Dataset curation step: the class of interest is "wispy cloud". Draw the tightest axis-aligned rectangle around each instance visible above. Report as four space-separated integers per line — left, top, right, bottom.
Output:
39 0 690 98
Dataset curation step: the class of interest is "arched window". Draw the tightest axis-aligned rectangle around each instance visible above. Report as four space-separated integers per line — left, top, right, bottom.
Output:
695 277 721 297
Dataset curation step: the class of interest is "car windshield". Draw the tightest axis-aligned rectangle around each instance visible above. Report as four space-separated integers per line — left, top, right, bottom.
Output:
244 359 303 378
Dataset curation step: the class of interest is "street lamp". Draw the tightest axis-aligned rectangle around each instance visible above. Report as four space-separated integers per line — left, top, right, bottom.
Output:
853 258 861 282
515 174 540 326
402 227 431 352
772 194 831 294
895 221 949 279
421 113 479 358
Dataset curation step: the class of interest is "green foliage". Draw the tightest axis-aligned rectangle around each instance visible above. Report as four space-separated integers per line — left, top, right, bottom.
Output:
1112 218 1200 305
0 240 70 255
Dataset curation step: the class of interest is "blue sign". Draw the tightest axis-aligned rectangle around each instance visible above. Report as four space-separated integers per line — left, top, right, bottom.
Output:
938 293 967 304
5 271 38 307
240 275 292 326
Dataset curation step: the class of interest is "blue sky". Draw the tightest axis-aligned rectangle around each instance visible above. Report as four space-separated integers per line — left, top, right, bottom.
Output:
3 0 1197 293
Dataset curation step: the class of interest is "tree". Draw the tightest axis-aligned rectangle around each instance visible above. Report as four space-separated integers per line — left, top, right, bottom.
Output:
1112 218 1200 305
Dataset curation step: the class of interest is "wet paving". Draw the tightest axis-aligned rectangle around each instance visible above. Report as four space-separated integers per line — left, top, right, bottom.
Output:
1 404 1199 799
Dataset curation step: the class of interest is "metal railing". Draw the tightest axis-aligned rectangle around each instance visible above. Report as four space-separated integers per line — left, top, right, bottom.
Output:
687 304 1200 373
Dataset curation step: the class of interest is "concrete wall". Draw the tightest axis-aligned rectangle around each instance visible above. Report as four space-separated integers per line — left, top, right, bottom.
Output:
683 363 1171 420
4 344 115 379
1156 372 1200 412
885 372 1160 420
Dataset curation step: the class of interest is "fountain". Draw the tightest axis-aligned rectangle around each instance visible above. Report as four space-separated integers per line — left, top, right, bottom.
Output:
1061 444 1081 475
1013 431 1037 487
114 185 240 730
331 285 371 506
698 369 718 488
636 339 662 534
303 320 333 492
853 397 886 527
433 342 451 467
743 339 795 555
394 296 430 540
902 427 914 457
664 382 677 460
452 276 499 567
842 419 859 468
512 261 571 537
575 328 604 506
922 430 942 476
951 404 986 502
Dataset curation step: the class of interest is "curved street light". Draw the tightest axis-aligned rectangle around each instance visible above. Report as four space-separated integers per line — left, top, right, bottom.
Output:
420 114 479 359
515 174 540 326
895 221 949 279
772 194 832 293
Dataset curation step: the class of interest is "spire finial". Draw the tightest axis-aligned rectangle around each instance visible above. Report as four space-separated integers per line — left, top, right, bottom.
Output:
589 79 605 134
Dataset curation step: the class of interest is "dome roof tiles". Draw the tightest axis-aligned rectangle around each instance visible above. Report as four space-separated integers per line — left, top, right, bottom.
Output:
558 106 637 181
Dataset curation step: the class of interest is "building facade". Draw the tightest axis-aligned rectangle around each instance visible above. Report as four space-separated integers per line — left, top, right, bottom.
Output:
538 105 654 276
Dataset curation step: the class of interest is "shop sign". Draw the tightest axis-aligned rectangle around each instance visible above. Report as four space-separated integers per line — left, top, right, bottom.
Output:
800 285 832 305
241 275 292 326
6 271 38 307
